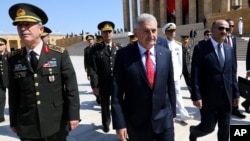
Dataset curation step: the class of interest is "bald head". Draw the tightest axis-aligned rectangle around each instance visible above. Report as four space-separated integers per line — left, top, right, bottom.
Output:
211 20 229 43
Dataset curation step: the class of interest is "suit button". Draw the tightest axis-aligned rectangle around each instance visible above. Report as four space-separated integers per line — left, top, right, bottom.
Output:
35 83 39 87
37 101 41 105
36 92 40 96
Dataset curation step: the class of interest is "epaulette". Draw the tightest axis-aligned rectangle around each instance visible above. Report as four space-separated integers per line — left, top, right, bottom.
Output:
8 47 25 59
49 44 65 53
175 40 182 45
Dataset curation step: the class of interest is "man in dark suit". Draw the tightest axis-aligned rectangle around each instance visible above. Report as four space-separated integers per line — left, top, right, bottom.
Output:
189 20 240 141
88 21 122 133
111 13 176 141
225 19 246 118
0 38 8 123
8 3 80 141
198 29 211 45
189 27 197 46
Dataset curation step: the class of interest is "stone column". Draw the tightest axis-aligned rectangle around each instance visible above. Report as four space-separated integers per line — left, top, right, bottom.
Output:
220 0 230 11
132 0 138 29
175 0 182 25
149 0 155 15
123 0 130 32
242 0 249 8
159 0 167 27
189 0 196 24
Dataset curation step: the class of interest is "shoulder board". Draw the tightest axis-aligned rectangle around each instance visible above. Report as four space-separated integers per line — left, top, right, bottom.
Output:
49 45 65 53
175 40 182 45
8 47 25 59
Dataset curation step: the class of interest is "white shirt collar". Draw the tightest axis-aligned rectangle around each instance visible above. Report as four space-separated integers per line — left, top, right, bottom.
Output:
26 40 43 56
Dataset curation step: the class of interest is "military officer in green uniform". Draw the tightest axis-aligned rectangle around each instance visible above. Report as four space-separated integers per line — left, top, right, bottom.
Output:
41 26 52 44
8 3 80 141
0 38 8 123
181 35 192 94
88 21 122 133
84 35 101 104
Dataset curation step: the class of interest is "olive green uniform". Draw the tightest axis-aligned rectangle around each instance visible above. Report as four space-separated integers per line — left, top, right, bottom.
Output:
8 44 80 139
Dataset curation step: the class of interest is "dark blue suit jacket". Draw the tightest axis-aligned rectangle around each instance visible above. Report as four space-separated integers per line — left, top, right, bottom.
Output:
111 42 176 133
191 39 239 107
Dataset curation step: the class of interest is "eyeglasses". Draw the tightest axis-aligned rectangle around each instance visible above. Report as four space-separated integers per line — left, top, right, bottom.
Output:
229 25 234 28
206 33 211 36
217 26 229 32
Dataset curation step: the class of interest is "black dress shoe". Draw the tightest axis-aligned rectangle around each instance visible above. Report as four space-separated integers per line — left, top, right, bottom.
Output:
103 126 110 133
189 126 197 141
241 101 250 113
232 109 246 119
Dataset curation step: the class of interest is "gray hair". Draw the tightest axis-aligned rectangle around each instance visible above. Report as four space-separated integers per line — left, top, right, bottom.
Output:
133 13 157 29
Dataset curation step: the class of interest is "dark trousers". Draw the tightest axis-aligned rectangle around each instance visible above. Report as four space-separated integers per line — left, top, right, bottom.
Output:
0 87 6 121
100 89 111 128
127 123 174 141
190 99 231 141
20 127 68 141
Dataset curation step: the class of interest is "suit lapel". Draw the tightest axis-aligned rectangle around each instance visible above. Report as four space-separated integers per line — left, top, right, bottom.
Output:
207 40 223 71
132 44 151 88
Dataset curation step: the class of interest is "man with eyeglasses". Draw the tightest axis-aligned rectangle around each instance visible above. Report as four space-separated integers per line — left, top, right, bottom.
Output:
189 20 240 141
8 3 80 141
88 21 122 133
225 19 246 119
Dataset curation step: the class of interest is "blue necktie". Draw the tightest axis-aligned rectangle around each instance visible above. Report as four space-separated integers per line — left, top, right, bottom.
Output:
217 44 224 68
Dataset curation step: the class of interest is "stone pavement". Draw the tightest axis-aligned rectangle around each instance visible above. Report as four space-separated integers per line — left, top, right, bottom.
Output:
0 56 250 141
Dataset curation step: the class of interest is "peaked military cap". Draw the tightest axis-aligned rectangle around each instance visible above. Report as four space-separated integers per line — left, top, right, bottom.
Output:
9 3 48 25
97 21 115 31
41 26 52 37
0 38 7 45
128 32 138 42
162 23 176 33
85 35 95 41
180 35 189 41
95 35 103 43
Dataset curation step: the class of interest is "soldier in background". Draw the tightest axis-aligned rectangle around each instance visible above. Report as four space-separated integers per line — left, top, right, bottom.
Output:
88 21 122 133
0 38 8 123
127 32 138 45
95 35 103 44
181 35 192 95
41 26 52 44
84 35 101 104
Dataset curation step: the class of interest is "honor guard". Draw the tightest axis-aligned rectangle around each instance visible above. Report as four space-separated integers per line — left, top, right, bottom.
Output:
41 26 52 44
8 3 80 141
88 21 122 133
0 38 8 123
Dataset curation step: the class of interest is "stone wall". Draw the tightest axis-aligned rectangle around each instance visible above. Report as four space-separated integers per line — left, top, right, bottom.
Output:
207 8 250 35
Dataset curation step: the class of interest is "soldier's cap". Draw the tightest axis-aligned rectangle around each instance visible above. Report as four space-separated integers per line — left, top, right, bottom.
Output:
0 38 7 45
98 21 115 31
41 26 52 37
85 35 95 41
9 3 48 25
162 23 176 33
180 35 189 41
128 32 138 42
95 35 103 43
239 17 242 20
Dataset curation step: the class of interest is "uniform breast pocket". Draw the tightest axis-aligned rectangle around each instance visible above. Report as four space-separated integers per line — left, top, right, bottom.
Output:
42 68 60 86
96 52 104 59
14 71 27 79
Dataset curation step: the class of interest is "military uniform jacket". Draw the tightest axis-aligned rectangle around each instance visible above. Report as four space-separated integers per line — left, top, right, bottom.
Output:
0 53 8 87
84 45 92 72
182 45 192 75
88 42 121 89
8 44 80 138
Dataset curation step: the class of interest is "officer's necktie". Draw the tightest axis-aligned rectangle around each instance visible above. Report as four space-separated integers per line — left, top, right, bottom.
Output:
107 45 111 54
145 50 155 88
217 44 224 68
227 36 232 47
30 51 38 71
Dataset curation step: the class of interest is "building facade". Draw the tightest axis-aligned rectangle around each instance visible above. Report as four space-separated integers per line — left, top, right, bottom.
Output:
123 0 249 32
